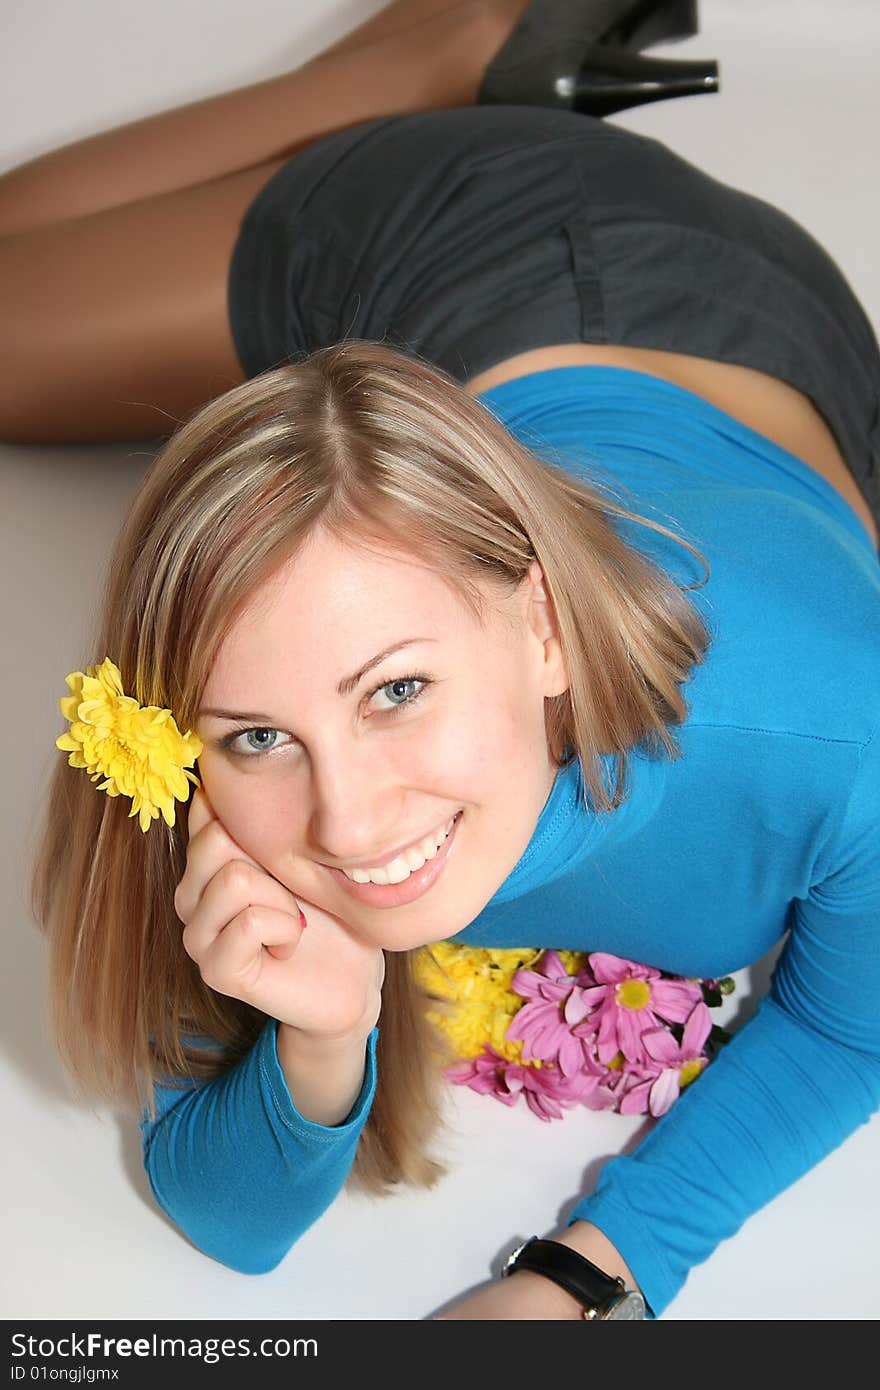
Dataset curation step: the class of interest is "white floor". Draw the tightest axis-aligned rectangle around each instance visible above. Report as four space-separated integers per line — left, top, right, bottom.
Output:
2 0 879 1321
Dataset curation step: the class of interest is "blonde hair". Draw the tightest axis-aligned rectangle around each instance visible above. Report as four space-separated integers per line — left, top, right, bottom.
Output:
30 339 711 1196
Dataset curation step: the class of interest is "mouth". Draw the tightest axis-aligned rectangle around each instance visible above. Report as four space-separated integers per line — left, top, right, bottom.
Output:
326 811 463 909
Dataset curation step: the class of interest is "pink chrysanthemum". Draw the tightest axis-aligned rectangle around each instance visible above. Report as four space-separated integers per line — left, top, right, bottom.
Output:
618 1001 713 1117
432 944 732 1124
445 1048 587 1122
506 950 603 1077
573 952 703 1066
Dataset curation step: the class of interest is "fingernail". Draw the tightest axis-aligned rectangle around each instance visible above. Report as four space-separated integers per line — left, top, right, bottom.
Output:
298 907 308 929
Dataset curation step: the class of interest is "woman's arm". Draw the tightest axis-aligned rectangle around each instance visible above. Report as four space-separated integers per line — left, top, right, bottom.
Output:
443 726 880 1319
564 728 880 1316
140 1019 378 1274
437 1220 641 1320
276 1022 375 1126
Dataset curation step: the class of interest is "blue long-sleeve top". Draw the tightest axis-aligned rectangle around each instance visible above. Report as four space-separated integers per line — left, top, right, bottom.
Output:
140 366 880 1315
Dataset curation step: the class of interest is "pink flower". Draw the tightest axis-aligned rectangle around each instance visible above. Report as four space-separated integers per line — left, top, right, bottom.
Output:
612 1059 666 1116
517 1065 589 1122
619 1001 712 1117
440 949 731 1124
507 954 600 1077
445 1047 588 1122
567 1071 622 1112
574 952 703 1066
445 1050 522 1107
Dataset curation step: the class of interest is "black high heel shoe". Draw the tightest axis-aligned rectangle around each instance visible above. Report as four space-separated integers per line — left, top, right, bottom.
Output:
594 0 698 51
478 0 719 117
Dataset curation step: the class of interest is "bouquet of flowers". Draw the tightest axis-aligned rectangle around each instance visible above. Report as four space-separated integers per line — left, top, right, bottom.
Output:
414 944 734 1122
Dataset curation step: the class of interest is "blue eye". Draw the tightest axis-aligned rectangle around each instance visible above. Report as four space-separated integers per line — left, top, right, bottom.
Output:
222 726 292 757
219 673 432 758
370 676 428 712
242 728 284 753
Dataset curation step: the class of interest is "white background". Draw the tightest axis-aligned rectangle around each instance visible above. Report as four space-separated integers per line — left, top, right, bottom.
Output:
2 0 878 1321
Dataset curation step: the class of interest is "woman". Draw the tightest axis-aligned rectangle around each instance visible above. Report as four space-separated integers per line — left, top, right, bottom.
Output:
20 0 880 1319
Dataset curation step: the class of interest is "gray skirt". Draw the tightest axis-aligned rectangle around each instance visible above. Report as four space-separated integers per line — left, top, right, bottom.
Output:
228 105 880 526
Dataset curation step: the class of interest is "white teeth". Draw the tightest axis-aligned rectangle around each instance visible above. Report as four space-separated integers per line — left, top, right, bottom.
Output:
342 816 456 886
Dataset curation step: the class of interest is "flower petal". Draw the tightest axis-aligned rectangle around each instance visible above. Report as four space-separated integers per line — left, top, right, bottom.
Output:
536 949 570 981
564 988 594 1027
649 1069 681 1117
619 1079 653 1115
510 968 548 1001
652 977 703 1024
617 1004 652 1064
557 1032 586 1078
681 1001 713 1056
588 952 632 984
642 1027 681 1065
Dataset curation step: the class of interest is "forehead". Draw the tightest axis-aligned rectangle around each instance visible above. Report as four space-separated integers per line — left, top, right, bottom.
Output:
248 528 470 623
208 529 494 683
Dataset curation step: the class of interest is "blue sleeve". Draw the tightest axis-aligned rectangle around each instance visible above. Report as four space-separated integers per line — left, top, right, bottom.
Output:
569 729 880 1317
140 1019 379 1274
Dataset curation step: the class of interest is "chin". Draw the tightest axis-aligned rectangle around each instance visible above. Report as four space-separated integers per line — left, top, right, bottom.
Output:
381 924 461 953
375 893 496 954
355 920 453 954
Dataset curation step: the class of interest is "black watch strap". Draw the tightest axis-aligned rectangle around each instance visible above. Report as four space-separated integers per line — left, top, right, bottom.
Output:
503 1237 627 1316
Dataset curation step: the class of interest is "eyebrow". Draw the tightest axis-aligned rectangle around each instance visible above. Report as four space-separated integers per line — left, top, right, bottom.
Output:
198 637 436 722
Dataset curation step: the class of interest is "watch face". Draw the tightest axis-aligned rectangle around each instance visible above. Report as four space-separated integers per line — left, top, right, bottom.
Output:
604 1291 646 1320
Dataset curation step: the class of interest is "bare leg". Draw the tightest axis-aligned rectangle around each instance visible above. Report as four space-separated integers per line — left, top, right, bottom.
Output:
1 0 534 443
0 165 296 443
0 0 528 236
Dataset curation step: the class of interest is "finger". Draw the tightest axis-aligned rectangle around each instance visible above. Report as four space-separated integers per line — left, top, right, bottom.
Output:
185 786 261 865
181 856 302 960
185 785 216 840
175 814 265 923
197 904 304 995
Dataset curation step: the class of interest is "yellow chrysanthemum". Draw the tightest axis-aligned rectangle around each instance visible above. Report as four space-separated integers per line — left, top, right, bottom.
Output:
55 657 203 832
414 942 590 1066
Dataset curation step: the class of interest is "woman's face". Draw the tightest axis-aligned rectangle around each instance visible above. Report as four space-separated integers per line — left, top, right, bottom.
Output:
195 526 569 951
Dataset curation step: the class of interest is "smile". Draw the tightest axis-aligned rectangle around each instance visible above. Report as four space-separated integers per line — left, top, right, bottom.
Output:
326 811 463 909
341 814 457 885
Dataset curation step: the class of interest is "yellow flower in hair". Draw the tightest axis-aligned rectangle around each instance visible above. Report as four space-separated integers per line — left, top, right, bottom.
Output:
56 657 203 832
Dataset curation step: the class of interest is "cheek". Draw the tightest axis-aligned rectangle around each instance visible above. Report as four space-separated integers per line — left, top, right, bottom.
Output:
197 754 296 856
423 685 541 794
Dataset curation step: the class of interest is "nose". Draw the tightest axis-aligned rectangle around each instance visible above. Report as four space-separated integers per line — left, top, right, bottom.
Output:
308 742 403 865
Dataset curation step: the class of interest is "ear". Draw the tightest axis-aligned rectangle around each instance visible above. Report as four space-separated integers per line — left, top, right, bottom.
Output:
524 559 570 698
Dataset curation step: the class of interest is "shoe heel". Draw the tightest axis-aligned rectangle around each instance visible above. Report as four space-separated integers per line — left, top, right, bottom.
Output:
601 0 699 51
571 46 719 116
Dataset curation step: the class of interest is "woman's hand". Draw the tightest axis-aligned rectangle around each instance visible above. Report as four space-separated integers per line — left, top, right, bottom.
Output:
434 1271 584 1320
174 786 385 1041
434 1223 641 1320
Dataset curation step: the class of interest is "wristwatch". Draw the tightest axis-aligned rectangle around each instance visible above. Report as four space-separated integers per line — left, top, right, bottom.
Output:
502 1237 646 1320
